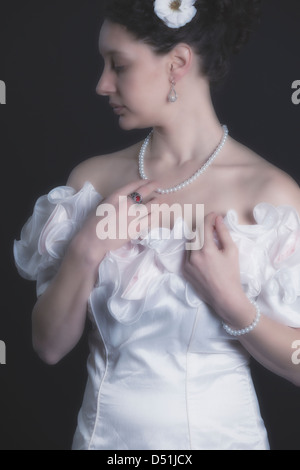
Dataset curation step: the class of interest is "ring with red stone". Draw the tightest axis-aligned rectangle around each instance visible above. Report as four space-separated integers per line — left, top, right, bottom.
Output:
128 192 143 204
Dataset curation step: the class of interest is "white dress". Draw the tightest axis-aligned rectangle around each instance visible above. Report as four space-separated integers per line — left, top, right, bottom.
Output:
13 182 300 450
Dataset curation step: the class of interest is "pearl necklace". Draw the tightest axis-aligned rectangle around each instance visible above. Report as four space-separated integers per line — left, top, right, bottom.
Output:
139 125 229 194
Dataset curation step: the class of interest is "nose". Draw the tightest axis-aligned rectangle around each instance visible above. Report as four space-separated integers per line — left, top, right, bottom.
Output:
96 67 116 96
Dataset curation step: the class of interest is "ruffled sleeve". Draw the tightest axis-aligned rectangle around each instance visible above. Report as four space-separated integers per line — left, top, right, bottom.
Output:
225 203 300 327
13 182 103 297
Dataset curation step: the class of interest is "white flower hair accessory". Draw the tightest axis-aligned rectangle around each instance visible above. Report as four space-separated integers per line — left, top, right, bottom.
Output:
154 0 197 29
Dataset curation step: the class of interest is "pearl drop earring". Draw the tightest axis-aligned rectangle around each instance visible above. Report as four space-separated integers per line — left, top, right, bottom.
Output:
168 80 177 103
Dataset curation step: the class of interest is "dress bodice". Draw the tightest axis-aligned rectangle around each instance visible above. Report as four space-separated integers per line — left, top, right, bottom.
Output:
13 182 300 450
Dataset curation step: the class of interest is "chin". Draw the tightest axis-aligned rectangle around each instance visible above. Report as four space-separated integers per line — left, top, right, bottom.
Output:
118 118 135 131
118 115 151 131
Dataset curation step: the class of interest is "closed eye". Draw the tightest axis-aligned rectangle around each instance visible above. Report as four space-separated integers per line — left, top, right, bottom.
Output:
112 64 126 74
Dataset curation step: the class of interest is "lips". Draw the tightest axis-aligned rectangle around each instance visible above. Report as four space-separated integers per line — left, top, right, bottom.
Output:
110 103 126 114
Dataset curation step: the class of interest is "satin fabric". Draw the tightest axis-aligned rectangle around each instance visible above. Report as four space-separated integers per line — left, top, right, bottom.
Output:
14 182 300 450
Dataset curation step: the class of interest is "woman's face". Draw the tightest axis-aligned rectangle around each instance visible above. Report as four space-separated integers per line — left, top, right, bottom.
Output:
96 20 172 130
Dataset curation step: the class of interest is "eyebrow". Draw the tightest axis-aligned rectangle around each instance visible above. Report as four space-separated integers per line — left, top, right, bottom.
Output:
98 46 127 57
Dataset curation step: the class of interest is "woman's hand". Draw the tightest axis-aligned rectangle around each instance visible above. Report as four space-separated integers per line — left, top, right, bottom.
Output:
183 213 250 326
69 179 158 272
33 178 160 364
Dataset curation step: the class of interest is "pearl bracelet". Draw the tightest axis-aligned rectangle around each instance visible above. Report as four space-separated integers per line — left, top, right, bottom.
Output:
222 299 261 337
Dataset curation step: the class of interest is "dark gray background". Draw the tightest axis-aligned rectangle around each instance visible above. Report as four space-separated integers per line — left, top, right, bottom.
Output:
0 0 299 450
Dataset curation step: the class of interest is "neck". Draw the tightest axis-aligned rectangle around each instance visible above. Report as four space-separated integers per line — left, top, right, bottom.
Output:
151 78 223 167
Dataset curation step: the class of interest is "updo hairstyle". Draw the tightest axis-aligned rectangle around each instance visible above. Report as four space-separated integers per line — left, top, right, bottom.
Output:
104 0 262 84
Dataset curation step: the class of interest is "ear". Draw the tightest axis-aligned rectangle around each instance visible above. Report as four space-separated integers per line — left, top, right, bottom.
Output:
168 44 193 82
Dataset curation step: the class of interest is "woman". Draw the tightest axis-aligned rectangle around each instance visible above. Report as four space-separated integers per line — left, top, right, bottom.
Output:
14 0 300 450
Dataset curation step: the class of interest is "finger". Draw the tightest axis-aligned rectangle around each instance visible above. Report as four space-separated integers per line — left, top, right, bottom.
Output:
214 215 234 250
137 211 158 237
117 179 157 199
184 247 192 264
136 200 161 234
142 196 160 215
202 212 218 250
125 181 158 205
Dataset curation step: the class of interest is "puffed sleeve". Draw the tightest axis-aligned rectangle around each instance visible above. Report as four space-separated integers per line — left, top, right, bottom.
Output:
13 182 103 297
225 203 300 328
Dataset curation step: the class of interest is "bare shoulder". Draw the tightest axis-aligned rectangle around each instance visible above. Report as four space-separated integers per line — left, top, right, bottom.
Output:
256 164 300 210
251 156 300 213
66 142 141 197
227 139 300 215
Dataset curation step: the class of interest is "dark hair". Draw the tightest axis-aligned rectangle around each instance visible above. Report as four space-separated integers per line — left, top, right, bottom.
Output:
104 0 262 84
